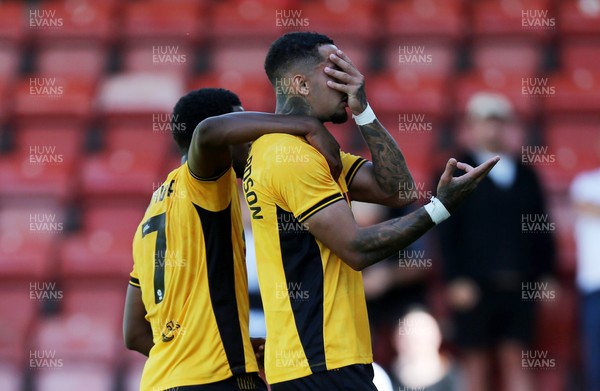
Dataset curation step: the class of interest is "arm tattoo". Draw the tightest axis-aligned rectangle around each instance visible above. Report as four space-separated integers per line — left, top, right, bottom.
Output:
359 119 414 194
350 208 435 268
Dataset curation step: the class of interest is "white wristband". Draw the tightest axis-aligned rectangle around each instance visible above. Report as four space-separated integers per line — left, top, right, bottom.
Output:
352 103 376 126
424 196 450 225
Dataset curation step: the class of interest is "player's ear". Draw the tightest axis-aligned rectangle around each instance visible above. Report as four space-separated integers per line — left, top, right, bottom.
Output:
292 74 309 96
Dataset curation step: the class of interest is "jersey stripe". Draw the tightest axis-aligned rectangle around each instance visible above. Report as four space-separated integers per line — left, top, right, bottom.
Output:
277 207 326 373
194 202 246 374
344 158 367 187
296 193 344 222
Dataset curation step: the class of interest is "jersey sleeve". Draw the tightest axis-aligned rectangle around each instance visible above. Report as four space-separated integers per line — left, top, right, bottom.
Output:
340 151 368 188
129 230 141 288
129 263 141 288
271 141 345 223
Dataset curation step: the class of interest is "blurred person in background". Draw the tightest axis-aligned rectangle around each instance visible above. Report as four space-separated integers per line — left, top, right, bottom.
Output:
123 87 342 390
388 308 463 391
571 153 600 391
438 92 557 391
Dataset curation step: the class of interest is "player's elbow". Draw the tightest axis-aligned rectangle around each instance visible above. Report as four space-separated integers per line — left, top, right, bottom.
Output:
124 330 150 355
123 330 138 351
194 117 221 146
342 251 368 272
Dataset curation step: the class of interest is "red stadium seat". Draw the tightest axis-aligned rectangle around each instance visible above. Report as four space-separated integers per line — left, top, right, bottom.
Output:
383 0 465 42
12 76 95 129
471 38 544 76
209 0 296 43
30 1 115 46
190 72 275 112
367 71 450 120
211 45 270 79
542 69 600 116
472 0 555 41
122 42 194 76
453 70 539 119
383 41 457 78
537 117 600 192
0 206 61 282
0 2 27 45
0 284 38 364
61 283 126 326
79 125 168 201
558 0 600 39
59 205 144 281
97 72 184 126
0 153 77 202
293 2 376 44
36 44 107 81
560 42 600 72
123 2 205 45
0 126 81 201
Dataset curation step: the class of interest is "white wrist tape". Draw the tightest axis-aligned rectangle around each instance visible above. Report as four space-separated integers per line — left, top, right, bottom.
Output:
352 103 376 126
424 196 450 225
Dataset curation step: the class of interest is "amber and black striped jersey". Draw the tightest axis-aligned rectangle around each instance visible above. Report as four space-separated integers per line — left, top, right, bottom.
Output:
130 163 258 391
242 134 372 384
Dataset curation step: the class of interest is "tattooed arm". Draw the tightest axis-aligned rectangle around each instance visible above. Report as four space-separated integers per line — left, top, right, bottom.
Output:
306 157 499 270
325 50 415 207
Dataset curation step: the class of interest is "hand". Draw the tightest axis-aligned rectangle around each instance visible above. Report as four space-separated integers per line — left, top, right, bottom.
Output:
324 50 367 115
436 156 500 212
305 123 342 180
447 278 480 311
250 337 265 368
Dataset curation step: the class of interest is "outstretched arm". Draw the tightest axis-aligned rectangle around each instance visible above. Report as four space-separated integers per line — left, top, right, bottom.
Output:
325 50 415 207
305 157 500 271
188 112 342 179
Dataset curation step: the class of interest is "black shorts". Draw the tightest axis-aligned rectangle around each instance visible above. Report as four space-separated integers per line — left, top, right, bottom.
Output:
452 287 535 349
165 373 267 391
270 364 377 391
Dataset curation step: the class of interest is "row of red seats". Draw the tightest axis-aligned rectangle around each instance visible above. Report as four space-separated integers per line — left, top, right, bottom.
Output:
2 38 599 81
0 65 599 131
1 0 599 47
0 113 597 204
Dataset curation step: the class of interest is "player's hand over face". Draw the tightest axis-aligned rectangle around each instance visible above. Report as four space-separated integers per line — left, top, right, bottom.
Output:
324 50 367 115
436 156 500 212
305 123 342 180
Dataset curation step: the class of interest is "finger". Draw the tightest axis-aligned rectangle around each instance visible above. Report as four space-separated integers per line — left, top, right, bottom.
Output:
324 67 354 84
335 49 355 67
464 156 500 181
439 158 458 184
326 79 352 94
456 161 474 172
328 53 359 76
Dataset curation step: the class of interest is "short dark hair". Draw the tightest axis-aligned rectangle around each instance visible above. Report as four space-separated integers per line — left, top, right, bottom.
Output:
264 32 334 85
171 88 241 155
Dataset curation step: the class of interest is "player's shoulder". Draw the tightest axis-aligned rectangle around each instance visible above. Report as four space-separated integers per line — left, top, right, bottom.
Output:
252 134 323 165
253 133 309 151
